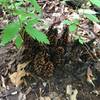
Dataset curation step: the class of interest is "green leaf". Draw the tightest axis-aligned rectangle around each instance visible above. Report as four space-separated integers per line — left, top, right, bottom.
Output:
63 19 79 26
1 21 20 45
72 19 80 25
69 24 77 32
0 0 6 4
27 19 40 26
79 37 84 45
15 34 23 48
75 35 84 45
28 0 42 13
14 9 33 17
78 9 97 15
85 14 100 23
0 0 4 2
90 0 100 7
25 24 50 44
62 20 72 25
14 9 27 22
8 2 22 9
14 9 26 15
14 9 39 22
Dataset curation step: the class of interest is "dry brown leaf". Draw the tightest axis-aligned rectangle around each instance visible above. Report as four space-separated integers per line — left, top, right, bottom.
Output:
49 92 61 100
38 96 51 100
9 70 26 87
38 97 44 100
44 96 51 100
93 22 100 33
9 62 31 87
87 67 93 78
17 61 30 71
87 67 95 87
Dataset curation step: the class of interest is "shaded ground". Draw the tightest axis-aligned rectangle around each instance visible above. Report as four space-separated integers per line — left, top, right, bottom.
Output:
0 39 100 100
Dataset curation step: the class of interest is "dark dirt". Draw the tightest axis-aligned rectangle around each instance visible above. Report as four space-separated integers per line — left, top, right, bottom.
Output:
0 37 100 100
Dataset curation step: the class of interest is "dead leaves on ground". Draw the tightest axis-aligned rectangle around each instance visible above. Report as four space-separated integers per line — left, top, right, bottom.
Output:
87 67 95 87
93 22 100 33
66 85 78 100
37 96 51 100
36 92 61 100
9 61 30 87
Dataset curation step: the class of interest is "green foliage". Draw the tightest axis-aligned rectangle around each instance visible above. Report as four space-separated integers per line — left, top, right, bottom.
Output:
0 0 4 2
63 20 72 25
90 0 100 7
85 14 100 23
26 19 40 26
62 0 100 45
25 24 50 44
75 36 84 45
63 19 79 32
78 37 84 45
8 2 23 9
0 0 50 48
0 0 7 4
25 18 49 44
1 0 99 48
84 0 100 23
15 34 23 48
1 22 20 45
28 0 42 13
14 9 37 22
69 24 77 32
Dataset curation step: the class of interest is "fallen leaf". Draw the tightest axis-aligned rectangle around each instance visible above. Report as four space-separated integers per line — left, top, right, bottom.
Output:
18 92 26 100
66 85 78 100
39 97 44 100
1 76 6 88
44 96 51 100
93 22 100 33
49 92 61 100
87 67 95 87
17 61 30 71
38 96 51 100
78 9 97 15
9 70 26 87
66 85 73 95
91 90 100 96
69 89 78 100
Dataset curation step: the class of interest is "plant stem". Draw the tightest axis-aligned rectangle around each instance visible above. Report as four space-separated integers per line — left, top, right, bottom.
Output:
12 0 22 27
11 0 25 40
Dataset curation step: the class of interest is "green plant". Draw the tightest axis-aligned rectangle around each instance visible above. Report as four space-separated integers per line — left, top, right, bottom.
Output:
0 0 50 48
63 19 80 32
79 0 100 23
89 0 100 7
62 0 100 45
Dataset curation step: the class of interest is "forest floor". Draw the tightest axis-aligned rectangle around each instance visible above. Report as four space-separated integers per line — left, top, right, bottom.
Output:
0 0 100 100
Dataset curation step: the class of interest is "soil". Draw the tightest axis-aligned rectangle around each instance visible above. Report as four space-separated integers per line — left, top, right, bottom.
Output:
0 40 100 100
